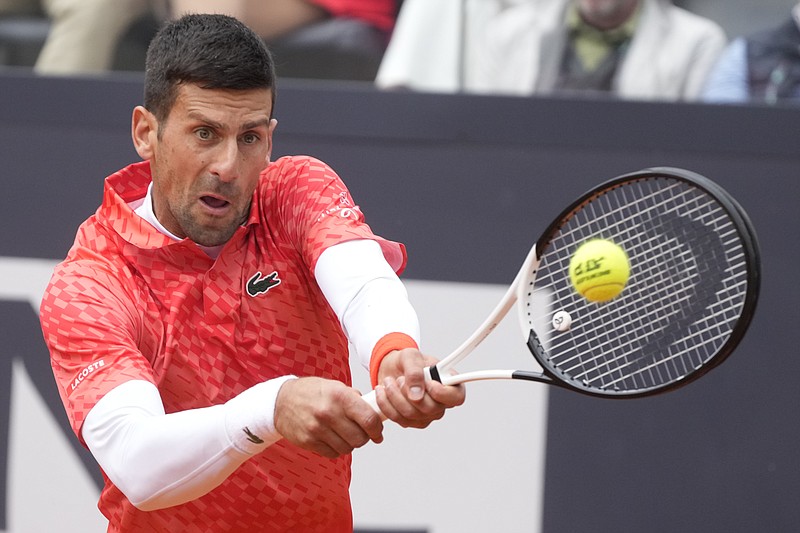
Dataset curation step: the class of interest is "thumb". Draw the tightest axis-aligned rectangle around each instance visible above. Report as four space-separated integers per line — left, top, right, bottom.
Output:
401 372 426 402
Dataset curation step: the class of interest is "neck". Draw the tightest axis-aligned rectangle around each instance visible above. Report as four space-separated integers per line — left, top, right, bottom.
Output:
579 0 640 31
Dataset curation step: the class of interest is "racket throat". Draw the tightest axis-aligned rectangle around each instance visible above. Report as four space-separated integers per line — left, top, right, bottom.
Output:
426 364 443 383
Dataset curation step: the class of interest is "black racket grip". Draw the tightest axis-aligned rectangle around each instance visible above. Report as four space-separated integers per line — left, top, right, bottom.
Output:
427 364 443 383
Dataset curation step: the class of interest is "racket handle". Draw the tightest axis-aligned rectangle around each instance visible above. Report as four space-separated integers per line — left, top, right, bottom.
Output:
360 389 387 420
361 365 439 420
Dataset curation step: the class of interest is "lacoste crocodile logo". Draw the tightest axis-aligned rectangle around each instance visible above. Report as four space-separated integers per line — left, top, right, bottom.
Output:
246 270 281 297
243 426 264 444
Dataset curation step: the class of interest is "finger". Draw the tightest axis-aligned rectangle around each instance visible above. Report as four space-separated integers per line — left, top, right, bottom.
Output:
334 412 382 448
330 427 370 454
307 414 372 458
314 429 355 458
341 388 385 444
356 409 385 445
287 419 353 459
311 442 342 460
303 420 377 458
426 380 467 409
382 376 419 422
316 393 383 451
400 357 428 402
399 376 445 415
384 376 445 428
374 383 401 422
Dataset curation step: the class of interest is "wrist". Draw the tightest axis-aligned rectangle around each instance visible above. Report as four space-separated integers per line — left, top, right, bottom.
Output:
369 332 419 388
223 375 297 455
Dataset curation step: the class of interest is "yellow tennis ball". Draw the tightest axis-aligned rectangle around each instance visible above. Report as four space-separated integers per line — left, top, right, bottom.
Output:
569 239 630 303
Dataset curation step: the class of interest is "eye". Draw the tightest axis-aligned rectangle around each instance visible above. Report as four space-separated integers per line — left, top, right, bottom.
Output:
195 127 214 141
241 133 259 145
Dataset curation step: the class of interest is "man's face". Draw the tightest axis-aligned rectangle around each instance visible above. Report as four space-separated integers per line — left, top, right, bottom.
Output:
134 83 276 247
578 0 639 28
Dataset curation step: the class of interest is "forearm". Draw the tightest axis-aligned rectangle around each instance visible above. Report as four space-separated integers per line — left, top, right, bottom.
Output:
315 239 421 374
82 377 294 510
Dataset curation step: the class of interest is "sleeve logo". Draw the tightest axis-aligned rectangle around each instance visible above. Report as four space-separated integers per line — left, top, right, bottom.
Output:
70 360 106 392
246 271 281 297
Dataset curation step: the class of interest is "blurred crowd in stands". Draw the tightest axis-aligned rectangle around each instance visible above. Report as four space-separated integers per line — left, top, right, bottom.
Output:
0 0 797 105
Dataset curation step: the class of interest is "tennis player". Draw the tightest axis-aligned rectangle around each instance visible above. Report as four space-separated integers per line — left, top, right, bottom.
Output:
39 13 464 532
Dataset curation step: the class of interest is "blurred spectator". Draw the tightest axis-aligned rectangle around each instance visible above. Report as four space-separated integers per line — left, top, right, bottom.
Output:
171 0 397 41
376 0 728 101
702 2 800 104
0 0 396 78
0 0 38 17
170 0 398 80
0 0 163 74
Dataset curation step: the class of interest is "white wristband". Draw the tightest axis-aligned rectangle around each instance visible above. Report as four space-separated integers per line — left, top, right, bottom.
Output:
223 375 298 454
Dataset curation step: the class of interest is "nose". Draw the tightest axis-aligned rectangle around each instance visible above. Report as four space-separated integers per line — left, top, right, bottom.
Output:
208 138 240 182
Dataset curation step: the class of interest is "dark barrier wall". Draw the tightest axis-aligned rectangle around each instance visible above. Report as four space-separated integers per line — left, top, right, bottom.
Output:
1 72 798 531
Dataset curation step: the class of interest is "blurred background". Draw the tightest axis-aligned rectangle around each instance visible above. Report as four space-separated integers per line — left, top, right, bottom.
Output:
1 1 798 532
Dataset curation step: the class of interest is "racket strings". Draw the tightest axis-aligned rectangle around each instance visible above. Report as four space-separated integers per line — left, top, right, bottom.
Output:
536 198 709 352
526 177 750 393
586 188 738 387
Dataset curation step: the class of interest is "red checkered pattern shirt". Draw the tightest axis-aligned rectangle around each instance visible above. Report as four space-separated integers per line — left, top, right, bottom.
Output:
40 156 405 532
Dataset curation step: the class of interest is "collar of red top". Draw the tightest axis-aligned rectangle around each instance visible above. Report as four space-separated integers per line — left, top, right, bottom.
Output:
100 160 260 250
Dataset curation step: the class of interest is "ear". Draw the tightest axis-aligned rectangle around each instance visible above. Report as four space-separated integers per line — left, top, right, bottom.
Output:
131 106 158 160
265 118 278 163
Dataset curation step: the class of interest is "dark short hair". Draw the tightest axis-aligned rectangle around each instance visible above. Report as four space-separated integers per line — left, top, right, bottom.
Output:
144 13 277 123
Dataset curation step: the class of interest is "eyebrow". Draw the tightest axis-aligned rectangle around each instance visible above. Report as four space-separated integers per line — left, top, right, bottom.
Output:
241 118 272 131
187 112 271 132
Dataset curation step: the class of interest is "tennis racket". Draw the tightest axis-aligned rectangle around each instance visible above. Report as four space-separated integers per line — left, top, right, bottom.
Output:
362 167 760 414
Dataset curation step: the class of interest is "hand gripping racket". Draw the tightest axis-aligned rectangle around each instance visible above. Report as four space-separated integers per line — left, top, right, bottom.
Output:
362 167 760 414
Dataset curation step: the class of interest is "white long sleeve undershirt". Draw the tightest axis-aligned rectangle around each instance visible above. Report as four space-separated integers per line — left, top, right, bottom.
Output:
81 239 419 510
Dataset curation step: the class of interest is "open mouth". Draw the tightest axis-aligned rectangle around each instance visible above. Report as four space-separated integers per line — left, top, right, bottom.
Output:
200 196 230 210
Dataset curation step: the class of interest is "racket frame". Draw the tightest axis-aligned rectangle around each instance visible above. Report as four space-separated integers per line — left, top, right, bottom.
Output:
428 167 761 399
